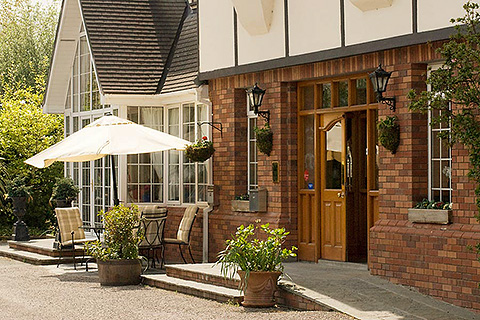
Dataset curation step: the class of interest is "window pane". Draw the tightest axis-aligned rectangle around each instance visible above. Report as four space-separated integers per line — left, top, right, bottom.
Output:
355 79 367 105
337 81 348 107
321 83 331 109
301 86 314 110
303 115 315 189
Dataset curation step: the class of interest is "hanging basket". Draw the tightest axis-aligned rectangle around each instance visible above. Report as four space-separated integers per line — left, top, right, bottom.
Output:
254 124 273 156
185 140 215 162
378 116 400 154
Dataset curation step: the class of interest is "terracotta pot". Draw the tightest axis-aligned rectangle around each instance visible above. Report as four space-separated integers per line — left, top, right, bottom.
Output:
237 270 281 307
97 259 142 286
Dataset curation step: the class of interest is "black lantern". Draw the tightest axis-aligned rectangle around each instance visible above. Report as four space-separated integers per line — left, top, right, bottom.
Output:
247 83 269 123
369 64 396 112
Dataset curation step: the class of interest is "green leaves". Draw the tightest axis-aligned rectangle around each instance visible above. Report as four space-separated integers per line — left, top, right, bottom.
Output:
0 0 59 93
217 222 297 279
86 204 142 261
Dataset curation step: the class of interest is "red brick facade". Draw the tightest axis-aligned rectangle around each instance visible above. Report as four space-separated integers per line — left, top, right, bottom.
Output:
167 40 480 311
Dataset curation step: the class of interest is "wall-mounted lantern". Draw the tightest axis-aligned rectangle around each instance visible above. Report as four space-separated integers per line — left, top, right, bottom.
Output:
369 64 396 112
247 83 269 123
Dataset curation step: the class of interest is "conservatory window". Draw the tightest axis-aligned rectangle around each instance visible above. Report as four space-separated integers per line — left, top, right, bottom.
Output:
127 103 211 204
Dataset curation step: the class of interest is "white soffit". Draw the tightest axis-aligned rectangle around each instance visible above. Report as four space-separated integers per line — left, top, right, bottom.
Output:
102 88 198 106
350 0 393 11
43 0 82 114
231 0 275 35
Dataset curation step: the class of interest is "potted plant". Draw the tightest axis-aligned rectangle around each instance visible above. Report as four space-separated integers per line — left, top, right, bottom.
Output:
185 136 215 162
217 222 297 307
231 193 250 212
51 177 80 208
378 116 400 154
408 198 452 224
254 124 273 156
86 204 143 286
6 176 32 241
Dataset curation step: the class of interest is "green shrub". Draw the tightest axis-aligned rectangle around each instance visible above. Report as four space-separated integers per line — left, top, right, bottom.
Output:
217 222 296 281
86 204 143 261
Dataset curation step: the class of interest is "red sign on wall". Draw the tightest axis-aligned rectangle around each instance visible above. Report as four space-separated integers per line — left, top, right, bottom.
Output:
304 169 309 182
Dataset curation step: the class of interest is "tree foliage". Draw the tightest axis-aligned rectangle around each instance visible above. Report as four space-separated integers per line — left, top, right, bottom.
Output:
408 2 480 214
0 85 63 229
0 0 59 93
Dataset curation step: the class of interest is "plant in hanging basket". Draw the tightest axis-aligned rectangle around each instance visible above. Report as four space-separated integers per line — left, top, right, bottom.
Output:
254 124 273 156
378 116 400 154
185 136 215 162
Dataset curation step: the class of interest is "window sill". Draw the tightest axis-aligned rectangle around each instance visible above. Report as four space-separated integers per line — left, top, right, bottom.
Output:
408 208 452 225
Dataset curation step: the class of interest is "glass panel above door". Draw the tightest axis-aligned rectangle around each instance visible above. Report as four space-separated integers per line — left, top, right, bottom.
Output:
301 86 315 110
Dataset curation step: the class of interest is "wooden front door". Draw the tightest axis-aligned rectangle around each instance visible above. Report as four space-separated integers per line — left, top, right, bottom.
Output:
320 113 347 261
296 77 379 262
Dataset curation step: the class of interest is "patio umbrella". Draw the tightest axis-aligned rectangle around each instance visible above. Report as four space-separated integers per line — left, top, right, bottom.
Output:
25 114 191 205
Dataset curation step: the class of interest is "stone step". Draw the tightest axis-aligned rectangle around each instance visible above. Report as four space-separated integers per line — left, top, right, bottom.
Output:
8 239 84 257
0 245 89 266
142 274 243 304
166 263 240 289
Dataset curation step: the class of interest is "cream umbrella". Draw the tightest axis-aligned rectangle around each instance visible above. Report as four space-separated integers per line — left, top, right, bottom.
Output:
25 114 191 205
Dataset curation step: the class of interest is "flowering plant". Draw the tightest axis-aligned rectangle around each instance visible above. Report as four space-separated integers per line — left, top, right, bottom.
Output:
185 136 215 162
414 198 452 210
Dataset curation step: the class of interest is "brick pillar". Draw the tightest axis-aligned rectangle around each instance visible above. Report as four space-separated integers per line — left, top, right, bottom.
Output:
376 63 428 221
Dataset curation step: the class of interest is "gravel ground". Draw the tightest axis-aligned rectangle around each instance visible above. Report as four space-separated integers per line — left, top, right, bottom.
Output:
0 257 353 320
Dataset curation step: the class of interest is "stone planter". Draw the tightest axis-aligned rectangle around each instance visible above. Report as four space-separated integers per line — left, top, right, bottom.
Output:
231 200 250 212
53 199 72 208
408 208 452 225
97 259 142 286
238 270 282 307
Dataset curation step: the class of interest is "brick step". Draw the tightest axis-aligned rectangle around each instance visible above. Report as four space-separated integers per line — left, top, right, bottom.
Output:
8 240 84 257
142 274 243 304
0 245 89 265
166 263 240 289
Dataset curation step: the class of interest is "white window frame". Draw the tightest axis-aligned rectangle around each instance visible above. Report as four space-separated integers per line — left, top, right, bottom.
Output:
126 102 212 206
64 27 117 228
427 64 452 203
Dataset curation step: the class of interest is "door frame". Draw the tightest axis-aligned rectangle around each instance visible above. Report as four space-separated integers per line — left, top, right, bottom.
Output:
296 76 379 262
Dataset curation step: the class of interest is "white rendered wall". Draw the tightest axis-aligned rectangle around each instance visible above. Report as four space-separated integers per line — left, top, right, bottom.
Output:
237 0 285 65
199 0 235 72
418 0 466 32
344 0 411 46
288 0 341 56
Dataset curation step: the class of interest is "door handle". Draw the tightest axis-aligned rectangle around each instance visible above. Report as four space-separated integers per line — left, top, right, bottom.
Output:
337 192 345 199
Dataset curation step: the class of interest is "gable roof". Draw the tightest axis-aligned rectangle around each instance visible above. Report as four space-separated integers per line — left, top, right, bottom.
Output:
80 0 189 95
161 7 198 94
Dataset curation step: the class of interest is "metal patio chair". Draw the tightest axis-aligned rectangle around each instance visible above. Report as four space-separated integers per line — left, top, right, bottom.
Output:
163 205 199 265
55 207 90 270
138 206 167 269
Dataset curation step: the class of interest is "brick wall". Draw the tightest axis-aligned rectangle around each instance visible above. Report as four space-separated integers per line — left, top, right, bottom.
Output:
200 40 480 312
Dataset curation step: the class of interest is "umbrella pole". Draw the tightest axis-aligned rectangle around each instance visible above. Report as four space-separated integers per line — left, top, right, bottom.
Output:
110 155 120 206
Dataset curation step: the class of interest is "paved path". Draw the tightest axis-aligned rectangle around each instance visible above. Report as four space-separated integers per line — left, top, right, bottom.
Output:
0 257 352 320
283 261 480 320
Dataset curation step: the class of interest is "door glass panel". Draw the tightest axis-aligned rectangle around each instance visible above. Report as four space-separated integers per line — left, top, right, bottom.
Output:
303 115 315 189
326 122 342 189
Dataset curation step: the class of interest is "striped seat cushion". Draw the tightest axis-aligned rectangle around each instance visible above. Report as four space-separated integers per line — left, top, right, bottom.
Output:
55 207 86 246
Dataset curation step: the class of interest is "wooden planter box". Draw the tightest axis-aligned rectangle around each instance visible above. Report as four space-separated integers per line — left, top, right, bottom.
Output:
231 200 250 212
408 208 452 225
